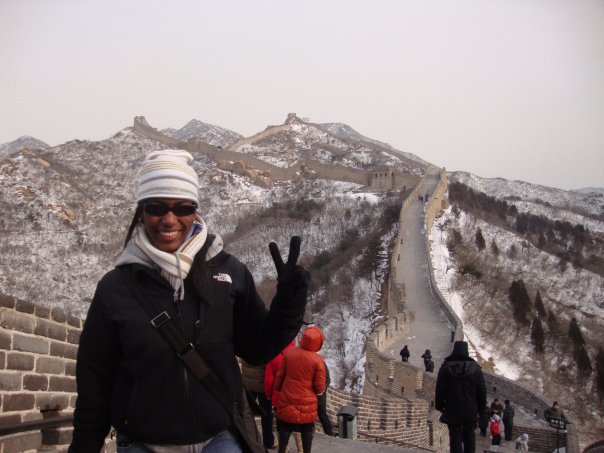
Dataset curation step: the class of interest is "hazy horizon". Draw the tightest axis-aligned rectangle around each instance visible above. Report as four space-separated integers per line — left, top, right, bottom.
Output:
1 0 603 191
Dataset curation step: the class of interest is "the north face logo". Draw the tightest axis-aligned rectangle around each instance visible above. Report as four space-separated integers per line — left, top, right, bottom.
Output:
213 273 232 284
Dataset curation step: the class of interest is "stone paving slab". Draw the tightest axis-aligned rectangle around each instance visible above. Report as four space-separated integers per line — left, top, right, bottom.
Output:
282 432 413 452
385 173 454 372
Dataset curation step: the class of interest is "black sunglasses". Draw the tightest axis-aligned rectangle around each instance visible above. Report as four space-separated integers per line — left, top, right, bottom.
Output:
143 203 197 217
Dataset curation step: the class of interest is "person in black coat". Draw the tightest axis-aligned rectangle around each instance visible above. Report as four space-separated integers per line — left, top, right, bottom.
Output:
316 362 334 436
502 399 515 441
435 341 487 453
478 404 490 437
69 150 310 453
400 345 410 362
421 349 434 372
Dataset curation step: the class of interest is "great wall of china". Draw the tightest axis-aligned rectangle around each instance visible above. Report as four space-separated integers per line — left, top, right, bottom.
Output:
0 123 586 452
132 115 421 191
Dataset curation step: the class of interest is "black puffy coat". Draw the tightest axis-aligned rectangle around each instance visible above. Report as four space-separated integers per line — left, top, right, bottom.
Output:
435 352 487 426
70 250 306 452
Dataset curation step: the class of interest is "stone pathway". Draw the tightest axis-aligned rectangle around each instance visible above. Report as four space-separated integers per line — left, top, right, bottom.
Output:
384 172 455 371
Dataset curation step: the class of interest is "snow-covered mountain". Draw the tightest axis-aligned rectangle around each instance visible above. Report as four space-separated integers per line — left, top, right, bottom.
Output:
161 119 243 148
452 171 604 221
230 114 426 175
2 117 602 425
0 117 413 391
320 122 429 166
0 135 49 157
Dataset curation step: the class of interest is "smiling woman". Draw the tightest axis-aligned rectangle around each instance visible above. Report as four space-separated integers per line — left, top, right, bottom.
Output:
69 149 311 453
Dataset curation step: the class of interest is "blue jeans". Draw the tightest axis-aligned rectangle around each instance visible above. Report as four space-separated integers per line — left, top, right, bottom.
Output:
116 430 242 453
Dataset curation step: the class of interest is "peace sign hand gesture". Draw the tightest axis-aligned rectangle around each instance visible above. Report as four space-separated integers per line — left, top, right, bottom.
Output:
269 236 310 299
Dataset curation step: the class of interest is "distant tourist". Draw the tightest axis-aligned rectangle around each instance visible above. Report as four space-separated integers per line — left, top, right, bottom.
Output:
544 400 567 422
274 326 327 453
241 359 275 450
317 362 334 436
400 345 410 362
490 414 502 445
477 404 490 437
69 150 309 453
490 397 504 417
435 341 487 453
515 433 529 450
502 399 515 441
421 349 434 372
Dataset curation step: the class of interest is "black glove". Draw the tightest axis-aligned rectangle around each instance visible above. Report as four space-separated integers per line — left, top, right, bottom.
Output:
269 236 310 298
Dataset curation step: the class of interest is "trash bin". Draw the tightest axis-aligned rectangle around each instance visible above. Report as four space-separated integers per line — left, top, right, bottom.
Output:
337 405 358 440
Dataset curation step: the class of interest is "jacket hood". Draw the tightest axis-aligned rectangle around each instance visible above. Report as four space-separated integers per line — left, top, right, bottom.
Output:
300 326 324 352
451 341 469 357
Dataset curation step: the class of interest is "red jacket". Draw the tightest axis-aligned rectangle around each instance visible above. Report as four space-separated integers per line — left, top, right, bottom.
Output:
264 341 295 407
490 419 501 435
274 326 326 424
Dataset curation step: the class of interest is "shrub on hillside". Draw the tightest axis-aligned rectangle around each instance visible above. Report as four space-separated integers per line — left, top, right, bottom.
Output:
568 317 586 347
596 347 604 395
531 316 545 354
508 280 532 326
574 343 593 376
475 227 486 251
490 239 499 256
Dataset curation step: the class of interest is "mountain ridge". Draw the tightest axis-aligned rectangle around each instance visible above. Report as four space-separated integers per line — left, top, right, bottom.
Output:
0 135 49 157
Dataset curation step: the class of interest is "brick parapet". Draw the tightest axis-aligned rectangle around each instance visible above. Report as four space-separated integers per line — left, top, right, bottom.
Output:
0 294 82 452
324 387 443 450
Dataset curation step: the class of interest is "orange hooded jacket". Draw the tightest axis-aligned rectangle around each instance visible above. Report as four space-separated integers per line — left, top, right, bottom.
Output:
274 326 326 424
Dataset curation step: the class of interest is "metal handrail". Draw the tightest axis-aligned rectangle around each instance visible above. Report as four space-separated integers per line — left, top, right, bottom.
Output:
0 414 73 437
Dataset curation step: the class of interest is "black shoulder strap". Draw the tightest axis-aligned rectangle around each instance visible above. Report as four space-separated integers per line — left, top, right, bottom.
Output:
116 267 234 418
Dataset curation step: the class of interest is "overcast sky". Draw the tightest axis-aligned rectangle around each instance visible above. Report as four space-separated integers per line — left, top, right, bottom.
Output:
1 0 603 190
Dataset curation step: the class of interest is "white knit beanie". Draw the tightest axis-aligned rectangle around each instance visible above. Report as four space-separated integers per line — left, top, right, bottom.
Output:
136 149 200 204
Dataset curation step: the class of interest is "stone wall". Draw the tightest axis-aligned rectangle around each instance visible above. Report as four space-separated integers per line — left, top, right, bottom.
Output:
322 387 444 450
0 293 81 452
227 124 290 151
362 335 448 452
423 170 463 341
483 373 579 453
424 170 448 236
134 116 374 187
369 167 420 192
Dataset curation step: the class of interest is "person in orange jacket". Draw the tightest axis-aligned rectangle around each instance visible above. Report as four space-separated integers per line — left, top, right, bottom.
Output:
265 340 297 450
274 326 326 453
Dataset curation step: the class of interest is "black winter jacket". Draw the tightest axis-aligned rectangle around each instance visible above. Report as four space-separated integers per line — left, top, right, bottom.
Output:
434 353 487 426
69 250 306 452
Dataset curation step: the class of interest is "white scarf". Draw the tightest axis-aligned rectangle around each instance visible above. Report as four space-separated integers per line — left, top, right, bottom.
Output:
116 214 222 301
